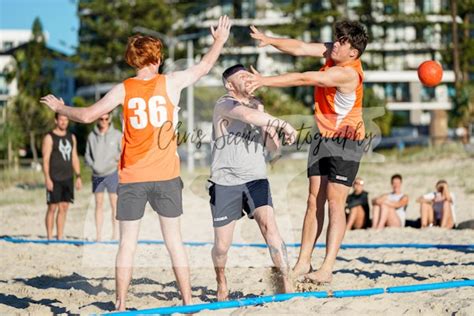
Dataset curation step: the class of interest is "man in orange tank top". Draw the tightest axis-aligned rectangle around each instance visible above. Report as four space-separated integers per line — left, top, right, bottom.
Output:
247 21 368 284
41 16 232 311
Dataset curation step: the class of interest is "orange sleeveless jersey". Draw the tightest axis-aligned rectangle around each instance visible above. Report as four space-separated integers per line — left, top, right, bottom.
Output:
119 74 180 183
314 58 365 140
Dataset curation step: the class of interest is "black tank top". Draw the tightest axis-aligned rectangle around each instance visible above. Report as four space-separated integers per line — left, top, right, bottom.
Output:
49 131 74 181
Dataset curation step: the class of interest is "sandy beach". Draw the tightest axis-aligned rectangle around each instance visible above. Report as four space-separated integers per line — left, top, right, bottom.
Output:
1 149 473 314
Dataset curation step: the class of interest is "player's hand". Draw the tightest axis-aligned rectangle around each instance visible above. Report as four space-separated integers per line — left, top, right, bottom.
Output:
246 65 265 95
40 94 65 112
250 25 271 47
210 15 231 44
282 122 297 145
46 178 54 191
75 177 82 191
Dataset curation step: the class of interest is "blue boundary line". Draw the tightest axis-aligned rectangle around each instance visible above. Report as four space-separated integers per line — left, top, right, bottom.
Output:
1 236 473 250
106 279 474 315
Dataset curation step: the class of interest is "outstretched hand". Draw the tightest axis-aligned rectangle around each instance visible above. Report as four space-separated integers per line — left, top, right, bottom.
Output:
249 25 271 47
246 65 265 95
210 15 231 44
40 94 65 112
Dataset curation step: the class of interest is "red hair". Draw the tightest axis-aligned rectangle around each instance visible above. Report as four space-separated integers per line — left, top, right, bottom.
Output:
125 35 164 69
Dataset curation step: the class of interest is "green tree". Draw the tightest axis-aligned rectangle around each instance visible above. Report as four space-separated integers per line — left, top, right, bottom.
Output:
5 17 54 166
75 0 190 85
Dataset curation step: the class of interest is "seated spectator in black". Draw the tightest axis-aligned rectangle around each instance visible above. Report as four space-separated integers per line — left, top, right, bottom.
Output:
346 177 370 230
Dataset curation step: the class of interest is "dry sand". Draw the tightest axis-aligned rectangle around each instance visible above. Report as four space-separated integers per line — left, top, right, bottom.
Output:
1 152 473 314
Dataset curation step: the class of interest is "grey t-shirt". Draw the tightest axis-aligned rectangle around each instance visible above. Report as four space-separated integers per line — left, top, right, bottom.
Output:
210 96 267 186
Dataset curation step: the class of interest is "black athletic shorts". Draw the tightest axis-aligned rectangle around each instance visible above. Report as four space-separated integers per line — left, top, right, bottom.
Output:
209 179 273 228
116 177 183 221
47 178 74 204
307 136 364 187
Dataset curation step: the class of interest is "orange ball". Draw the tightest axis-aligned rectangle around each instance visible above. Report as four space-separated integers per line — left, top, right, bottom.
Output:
417 60 443 87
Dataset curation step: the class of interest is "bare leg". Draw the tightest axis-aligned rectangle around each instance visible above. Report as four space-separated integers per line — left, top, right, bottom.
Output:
385 208 402 227
56 202 69 240
420 202 433 228
211 221 236 301
371 204 381 229
95 192 104 241
253 206 292 293
45 203 57 240
376 204 394 230
440 201 454 229
115 219 141 311
305 182 350 283
159 215 192 305
346 206 366 231
293 176 328 277
108 193 119 240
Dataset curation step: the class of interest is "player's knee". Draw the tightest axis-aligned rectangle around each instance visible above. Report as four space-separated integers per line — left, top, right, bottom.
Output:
213 241 230 257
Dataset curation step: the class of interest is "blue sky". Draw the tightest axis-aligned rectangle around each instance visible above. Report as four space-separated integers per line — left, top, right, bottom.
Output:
0 0 79 55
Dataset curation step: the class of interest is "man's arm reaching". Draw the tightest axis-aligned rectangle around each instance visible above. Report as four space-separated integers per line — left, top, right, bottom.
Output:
246 65 357 94
217 100 296 145
250 25 331 57
40 84 125 123
166 16 231 104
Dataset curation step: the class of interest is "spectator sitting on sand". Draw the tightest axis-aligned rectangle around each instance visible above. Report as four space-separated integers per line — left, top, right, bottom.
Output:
345 177 370 230
371 174 409 230
418 180 456 229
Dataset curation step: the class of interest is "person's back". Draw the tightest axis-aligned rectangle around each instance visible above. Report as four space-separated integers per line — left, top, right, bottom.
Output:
120 74 180 183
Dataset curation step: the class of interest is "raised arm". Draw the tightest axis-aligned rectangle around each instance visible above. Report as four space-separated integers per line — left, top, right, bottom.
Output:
250 25 331 57
40 83 125 124
246 65 358 94
218 100 296 145
166 16 231 104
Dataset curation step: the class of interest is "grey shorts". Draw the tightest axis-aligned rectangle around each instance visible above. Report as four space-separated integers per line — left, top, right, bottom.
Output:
117 177 183 221
92 171 119 193
209 179 273 227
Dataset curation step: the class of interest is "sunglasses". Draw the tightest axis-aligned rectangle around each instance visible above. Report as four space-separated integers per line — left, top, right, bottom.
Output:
99 117 109 121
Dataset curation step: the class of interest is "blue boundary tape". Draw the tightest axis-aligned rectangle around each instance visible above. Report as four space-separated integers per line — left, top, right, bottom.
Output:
106 279 474 315
1 236 473 250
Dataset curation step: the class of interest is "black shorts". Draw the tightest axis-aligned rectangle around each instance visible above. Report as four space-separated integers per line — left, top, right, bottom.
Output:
307 136 364 187
116 177 183 221
47 178 74 204
209 179 273 228
92 171 119 193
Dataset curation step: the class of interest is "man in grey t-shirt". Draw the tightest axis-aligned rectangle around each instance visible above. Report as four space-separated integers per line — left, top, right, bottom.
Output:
209 64 296 300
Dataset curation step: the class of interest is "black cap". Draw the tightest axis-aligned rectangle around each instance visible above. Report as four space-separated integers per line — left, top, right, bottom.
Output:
222 64 246 81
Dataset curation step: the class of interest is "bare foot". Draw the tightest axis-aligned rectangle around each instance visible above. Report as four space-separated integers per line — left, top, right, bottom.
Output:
292 262 313 278
304 269 333 284
115 299 125 311
216 279 229 301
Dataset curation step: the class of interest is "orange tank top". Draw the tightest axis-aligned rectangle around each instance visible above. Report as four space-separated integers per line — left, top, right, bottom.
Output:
314 58 365 140
119 74 180 183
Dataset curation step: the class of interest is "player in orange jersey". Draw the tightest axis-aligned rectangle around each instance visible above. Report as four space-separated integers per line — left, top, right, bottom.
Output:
41 16 231 311
247 20 368 284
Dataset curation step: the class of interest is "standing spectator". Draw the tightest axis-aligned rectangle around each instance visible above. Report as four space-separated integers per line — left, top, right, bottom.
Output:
42 113 82 240
371 174 409 229
346 177 370 230
418 180 456 229
85 112 122 241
